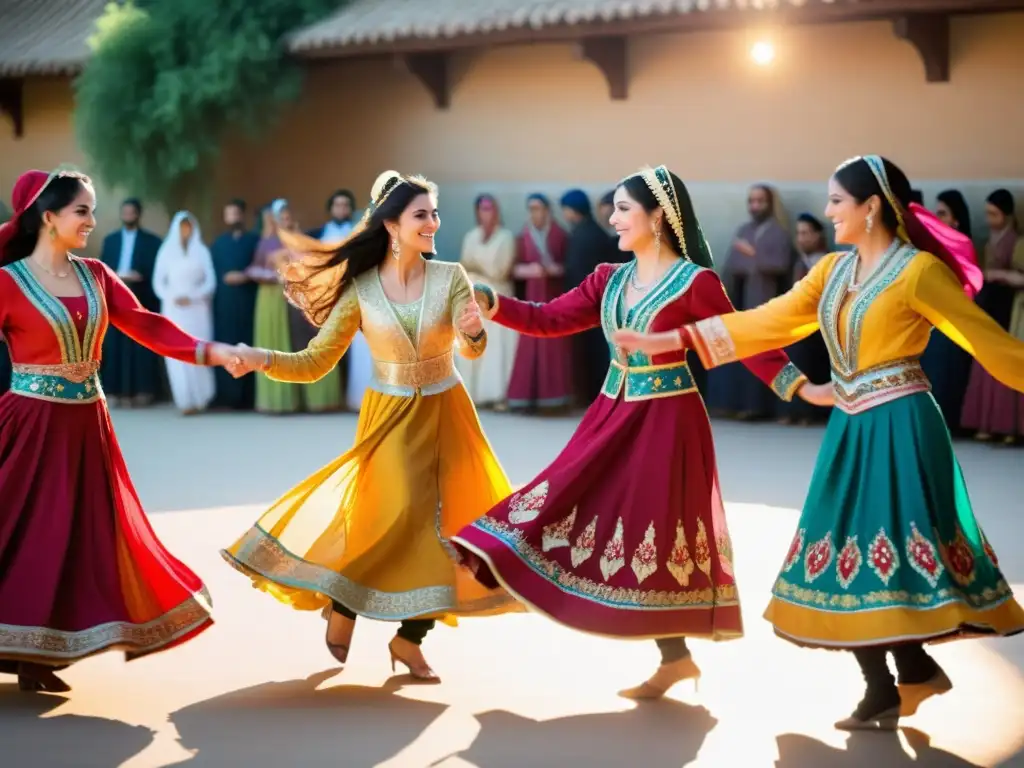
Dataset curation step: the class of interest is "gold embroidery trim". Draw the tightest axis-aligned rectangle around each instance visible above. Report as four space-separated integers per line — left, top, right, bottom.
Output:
12 360 100 383
372 350 456 390
0 589 212 662
690 316 737 367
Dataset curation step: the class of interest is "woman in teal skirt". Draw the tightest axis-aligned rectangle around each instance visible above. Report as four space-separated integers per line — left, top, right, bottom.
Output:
614 155 1024 731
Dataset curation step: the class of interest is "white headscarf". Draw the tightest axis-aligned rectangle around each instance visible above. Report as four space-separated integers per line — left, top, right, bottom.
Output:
160 211 207 259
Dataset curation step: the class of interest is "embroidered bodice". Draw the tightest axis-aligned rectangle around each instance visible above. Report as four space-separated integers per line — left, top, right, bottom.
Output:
688 248 1024 413
476 260 804 403
266 260 485 396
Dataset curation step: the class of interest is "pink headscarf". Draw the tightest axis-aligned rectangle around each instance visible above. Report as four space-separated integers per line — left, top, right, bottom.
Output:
862 155 982 298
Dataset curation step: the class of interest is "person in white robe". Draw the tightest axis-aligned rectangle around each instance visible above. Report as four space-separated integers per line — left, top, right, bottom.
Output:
153 211 217 414
457 194 518 408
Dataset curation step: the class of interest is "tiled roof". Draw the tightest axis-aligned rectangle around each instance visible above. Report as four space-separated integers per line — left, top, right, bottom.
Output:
0 0 108 77
289 0 851 53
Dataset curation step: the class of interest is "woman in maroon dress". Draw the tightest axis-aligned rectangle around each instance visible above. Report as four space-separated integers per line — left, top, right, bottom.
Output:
505 194 573 412
0 170 236 692
453 166 830 699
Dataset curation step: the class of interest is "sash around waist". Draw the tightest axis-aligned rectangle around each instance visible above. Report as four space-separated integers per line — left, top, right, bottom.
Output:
370 350 460 397
10 361 103 404
601 359 697 402
832 358 930 415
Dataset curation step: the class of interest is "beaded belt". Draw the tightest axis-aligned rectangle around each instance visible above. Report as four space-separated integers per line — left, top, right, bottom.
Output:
602 359 696 402
370 350 459 397
10 361 103 404
832 358 930 415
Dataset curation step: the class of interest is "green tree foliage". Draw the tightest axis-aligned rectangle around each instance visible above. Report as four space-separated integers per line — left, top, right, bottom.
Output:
75 0 341 209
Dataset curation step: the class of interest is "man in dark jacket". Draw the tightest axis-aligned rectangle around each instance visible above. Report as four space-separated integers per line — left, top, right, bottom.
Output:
560 189 625 406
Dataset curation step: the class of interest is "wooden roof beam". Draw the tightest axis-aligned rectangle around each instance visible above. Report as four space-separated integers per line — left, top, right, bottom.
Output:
0 78 24 139
893 13 950 82
577 36 628 100
402 51 451 109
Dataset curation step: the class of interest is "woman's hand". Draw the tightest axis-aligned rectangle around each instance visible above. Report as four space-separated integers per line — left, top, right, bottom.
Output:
798 381 834 407
205 342 240 368
224 344 269 378
458 301 484 338
611 329 684 356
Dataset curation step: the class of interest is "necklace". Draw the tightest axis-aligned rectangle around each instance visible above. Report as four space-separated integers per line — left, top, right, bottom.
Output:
630 270 655 292
847 239 900 293
33 255 72 279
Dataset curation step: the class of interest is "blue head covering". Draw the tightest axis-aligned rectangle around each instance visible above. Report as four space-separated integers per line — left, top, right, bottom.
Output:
271 198 289 220
527 193 550 208
559 189 592 218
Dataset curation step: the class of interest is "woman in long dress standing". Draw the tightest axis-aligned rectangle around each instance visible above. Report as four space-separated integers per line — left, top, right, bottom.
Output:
615 156 1024 730
153 211 217 415
453 166 826 699
222 172 520 681
0 169 236 692
457 194 517 409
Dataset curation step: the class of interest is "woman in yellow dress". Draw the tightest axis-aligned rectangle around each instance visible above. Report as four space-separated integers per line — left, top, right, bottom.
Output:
614 155 1024 731
222 171 520 680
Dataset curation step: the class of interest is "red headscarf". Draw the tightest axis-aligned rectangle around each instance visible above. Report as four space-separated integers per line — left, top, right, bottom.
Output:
0 169 90 264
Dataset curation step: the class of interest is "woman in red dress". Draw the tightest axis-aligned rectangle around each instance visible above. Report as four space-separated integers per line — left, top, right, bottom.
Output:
0 170 236 692
453 166 831 698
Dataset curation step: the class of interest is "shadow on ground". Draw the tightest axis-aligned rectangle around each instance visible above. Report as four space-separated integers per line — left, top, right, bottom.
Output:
168 669 448 766
0 684 155 768
776 729 1024 768
434 700 716 767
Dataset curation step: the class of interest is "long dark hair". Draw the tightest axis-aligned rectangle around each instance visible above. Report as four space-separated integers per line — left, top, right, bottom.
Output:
832 156 912 236
616 169 714 269
2 174 93 267
284 174 436 326
936 189 973 239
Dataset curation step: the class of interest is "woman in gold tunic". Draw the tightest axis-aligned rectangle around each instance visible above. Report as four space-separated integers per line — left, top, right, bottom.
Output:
222 172 519 680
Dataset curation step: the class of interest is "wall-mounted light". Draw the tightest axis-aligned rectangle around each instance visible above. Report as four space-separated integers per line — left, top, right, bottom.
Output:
750 40 775 66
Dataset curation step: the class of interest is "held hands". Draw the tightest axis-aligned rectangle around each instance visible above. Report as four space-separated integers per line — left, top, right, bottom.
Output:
224 343 269 378
458 301 484 338
223 270 248 286
174 296 192 307
797 381 835 407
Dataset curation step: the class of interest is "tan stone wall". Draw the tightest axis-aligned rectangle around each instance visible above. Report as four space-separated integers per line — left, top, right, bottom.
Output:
0 78 172 255
215 12 1024 260
4 13 1023 260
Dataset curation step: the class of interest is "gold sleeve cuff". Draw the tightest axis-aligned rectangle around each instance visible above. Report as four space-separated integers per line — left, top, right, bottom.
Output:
689 316 738 369
771 362 808 402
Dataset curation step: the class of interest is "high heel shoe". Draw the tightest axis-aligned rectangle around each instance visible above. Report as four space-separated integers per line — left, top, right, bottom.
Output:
388 638 440 683
16 663 71 693
898 668 952 716
325 609 356 665
619 656 701 700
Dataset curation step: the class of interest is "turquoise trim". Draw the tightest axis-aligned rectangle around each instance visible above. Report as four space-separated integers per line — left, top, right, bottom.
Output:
473 282 497 313
601 360 696 401
10 370 102 403
818 243 917 377
771 362 806 402
74 259 106 361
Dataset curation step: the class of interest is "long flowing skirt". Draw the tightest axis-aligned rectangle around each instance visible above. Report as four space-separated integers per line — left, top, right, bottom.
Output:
253 285 301 414
456 319 517 406
765 393 1024 648
453 391 742 640
221 384 522 622
0 393 213 665
162 302 216 412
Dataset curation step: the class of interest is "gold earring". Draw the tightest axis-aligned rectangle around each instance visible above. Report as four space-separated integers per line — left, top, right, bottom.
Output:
391 236 400 260
48 225 57 240
653 223 662 253
866 214 874 233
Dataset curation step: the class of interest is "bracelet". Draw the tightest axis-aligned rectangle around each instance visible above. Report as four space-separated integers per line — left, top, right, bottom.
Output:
262 350 272 371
